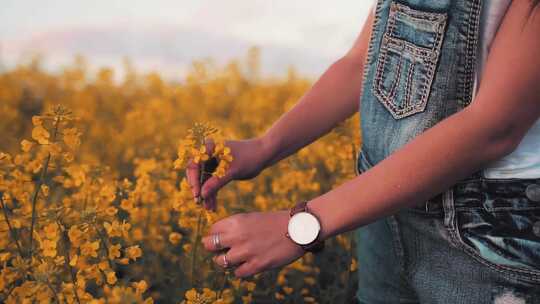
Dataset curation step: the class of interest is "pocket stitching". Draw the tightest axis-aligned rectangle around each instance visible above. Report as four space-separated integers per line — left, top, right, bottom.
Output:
454 231 540 282
393 1 448 23
374 38 434 118
376 40 436 115
404 60 415 109
373 1 447 120
450 209 540 282
375 45 404 108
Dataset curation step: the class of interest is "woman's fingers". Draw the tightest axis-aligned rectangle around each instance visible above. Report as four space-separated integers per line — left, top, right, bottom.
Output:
185 138 216 199
233 259 258 278
200 171 234 200
204 193 217 211
213 247 249 269
202 231 233 252
185 159 200 197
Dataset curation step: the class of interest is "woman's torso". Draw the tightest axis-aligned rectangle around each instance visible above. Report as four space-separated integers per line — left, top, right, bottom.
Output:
473 0 540 179
357 0 540 179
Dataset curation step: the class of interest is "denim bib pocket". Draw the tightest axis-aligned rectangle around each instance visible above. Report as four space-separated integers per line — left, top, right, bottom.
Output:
451 178 540 282
373 1 447 120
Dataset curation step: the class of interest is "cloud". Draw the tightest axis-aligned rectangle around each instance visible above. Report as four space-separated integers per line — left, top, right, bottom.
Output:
0 0 374 79
0 24 335 79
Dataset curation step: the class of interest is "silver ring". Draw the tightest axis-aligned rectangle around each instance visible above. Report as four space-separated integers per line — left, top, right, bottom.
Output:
222 253 229 268
212 233 223 250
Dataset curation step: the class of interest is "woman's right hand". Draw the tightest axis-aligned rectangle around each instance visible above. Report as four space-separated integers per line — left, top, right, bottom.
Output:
185 137 273 211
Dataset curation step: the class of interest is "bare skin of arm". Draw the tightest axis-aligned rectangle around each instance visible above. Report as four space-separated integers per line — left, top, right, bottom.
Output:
310 1 540 240
261 11 374 168
189 10 374 209
202 2 540 278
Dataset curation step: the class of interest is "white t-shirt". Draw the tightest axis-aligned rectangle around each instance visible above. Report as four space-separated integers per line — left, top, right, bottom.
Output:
473 0 540 179
368 1 540 178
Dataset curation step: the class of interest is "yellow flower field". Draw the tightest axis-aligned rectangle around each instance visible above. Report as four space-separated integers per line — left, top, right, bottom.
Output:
0 51 361 303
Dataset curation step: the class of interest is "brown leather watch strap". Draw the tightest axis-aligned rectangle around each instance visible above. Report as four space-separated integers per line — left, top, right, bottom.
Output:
303 238 325 252
290 200 308 216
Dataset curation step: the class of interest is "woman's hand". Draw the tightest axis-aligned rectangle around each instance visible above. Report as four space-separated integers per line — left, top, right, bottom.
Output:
201 210 306 278
186 137 272 211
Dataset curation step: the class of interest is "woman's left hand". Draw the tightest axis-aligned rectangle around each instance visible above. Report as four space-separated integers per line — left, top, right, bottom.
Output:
202 210 306 278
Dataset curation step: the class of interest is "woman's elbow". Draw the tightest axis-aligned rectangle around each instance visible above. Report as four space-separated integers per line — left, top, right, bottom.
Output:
463 104 528 161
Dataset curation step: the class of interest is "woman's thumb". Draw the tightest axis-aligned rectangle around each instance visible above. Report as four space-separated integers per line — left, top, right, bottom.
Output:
200 171 233 200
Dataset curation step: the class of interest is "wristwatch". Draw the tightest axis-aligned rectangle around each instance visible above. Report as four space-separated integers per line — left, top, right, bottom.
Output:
285 201 325 253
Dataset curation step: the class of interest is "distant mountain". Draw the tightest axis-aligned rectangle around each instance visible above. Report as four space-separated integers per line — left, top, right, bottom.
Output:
1 25 335 79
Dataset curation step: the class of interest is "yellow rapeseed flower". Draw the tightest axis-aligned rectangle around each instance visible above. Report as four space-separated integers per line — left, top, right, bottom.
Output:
98 260 110 271
168 232 183 245
120 199 134 211
43 222 58 239
42 239 57 257
106 271 118 285
32 115 42 126
350 258 358 272
184 288 216 304
191 146 209 164
126 245 142 261
0 252 11 262
183 243 192 253
304 276 316 286
41 184 50 197
63 151 75 162
63 127 81 150
109 244 122 260
0 60 359 303
81 240 100 258
242 294 252 304
282 286 293 295
32 125 50 145
104 220 131 238
243 281 256 292
21 139 34 152
105 206 118 216
69 254 78 266
69 226 84 247
132 280 148 294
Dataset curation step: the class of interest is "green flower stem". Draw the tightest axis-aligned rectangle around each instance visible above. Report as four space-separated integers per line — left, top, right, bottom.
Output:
343 233 355 304
57 220 82 304
216 270 229 300
0 196 24 257
1 284 16 302
45 277 61 304
190 159 207 288
191 208 205 288
94 223 115 269
29 118 60 259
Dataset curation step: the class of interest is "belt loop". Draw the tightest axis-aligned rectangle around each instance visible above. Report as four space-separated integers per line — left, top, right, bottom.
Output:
473 169 484 180
442 187 455 230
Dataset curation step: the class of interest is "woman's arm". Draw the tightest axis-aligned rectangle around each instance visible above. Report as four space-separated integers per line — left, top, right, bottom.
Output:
260 10 374 168
188 9 374 207
202 2 540 279
310 0 540 240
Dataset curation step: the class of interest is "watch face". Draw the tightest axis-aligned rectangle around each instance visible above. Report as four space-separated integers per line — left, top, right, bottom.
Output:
287 212 321 245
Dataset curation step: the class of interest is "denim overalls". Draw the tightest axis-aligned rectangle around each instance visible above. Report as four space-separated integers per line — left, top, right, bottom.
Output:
354 0 540 302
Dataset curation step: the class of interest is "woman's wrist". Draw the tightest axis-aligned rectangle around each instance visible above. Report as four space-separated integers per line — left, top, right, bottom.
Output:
306 194 338 242
256 133 282 170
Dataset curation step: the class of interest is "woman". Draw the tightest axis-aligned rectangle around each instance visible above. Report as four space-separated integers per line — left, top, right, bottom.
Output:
189 0 540 302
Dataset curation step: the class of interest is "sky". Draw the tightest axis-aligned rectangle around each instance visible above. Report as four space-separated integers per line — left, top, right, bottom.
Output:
0 0 375 80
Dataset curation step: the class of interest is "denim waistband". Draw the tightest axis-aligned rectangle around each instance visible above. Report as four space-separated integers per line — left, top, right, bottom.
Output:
410 170 540 214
